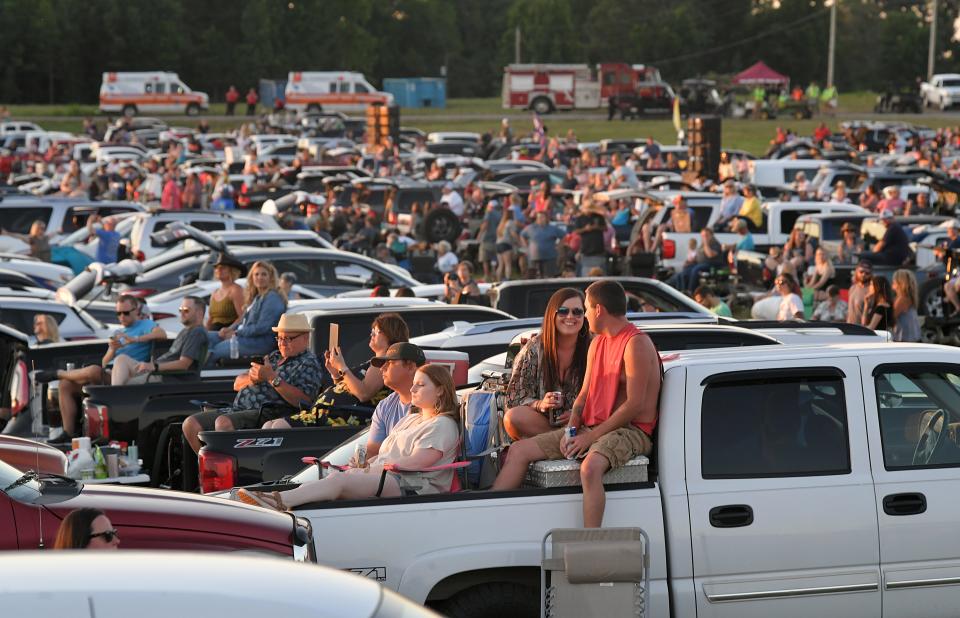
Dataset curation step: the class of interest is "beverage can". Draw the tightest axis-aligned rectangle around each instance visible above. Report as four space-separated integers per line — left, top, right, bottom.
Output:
65 363 76 372
564 426 577 460
354 442 367 468
547 391 563 426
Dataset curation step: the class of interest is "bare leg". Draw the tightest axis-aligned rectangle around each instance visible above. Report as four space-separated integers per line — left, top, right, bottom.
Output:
262 418 291 429
580 452 611 528
491 437 547 490
110 355 140 386
503 250 514 280
214 416 235 431
279 467 401 507
182 414 210 454
58 380 80 435
503 406 553 440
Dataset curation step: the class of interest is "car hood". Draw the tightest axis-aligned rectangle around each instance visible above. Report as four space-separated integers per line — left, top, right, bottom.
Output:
46 484 294 546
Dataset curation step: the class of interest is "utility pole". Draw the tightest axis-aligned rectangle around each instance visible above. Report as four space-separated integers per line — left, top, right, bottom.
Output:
826 0 837 88
515 26 521 64
928 0 938 80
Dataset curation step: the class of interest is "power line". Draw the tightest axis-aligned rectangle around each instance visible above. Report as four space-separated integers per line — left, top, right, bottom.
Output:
648 7 830 66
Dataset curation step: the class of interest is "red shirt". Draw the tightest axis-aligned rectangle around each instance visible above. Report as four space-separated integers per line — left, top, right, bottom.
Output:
246 91 258 105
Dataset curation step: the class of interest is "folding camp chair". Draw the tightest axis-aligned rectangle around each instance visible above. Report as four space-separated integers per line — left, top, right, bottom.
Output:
541 527 650 618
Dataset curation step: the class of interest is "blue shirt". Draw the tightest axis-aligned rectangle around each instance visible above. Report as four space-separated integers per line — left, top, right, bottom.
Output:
95 228 121 264
719 195 744 219
369 391 412 444
736 233 755 251
520 223 566 261
116 319 157 363
236 290 287 340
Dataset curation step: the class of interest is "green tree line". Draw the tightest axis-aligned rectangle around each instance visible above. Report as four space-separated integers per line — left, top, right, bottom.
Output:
0 0 956 104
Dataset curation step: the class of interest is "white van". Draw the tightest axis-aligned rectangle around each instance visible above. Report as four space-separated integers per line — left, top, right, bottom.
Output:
284 71 393 113
99 71 209 117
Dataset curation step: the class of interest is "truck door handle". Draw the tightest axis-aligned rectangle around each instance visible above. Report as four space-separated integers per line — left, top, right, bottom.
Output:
883 493 927 516
709 504 753 528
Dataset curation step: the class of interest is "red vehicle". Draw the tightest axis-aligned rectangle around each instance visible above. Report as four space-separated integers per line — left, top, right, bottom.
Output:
0 435 67 475
501 62 663 114
0 456 315 558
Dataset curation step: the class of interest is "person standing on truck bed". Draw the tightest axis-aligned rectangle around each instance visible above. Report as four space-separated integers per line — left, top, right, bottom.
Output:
503 288 590 440
182 313 323 454
112 295 208 385
262 313 409 430
493 280 661 528
41 295 166 444
206 254 245 333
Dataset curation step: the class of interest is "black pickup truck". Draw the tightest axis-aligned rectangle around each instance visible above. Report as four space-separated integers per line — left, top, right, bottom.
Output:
78 302 506 489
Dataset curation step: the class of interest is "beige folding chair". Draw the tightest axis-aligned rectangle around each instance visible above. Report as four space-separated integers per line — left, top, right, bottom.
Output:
541 527 649 618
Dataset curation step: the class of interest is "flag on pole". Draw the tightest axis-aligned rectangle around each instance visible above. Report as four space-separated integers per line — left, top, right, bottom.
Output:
672 97 682 133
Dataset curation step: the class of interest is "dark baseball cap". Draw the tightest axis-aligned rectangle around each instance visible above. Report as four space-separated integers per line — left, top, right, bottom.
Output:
370 342 426 368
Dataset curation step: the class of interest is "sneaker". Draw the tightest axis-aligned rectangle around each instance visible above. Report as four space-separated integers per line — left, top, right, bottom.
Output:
34 369 60 383
49 430 73 445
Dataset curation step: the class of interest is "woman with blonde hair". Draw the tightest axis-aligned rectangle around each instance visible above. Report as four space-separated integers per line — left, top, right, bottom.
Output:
237 363 460 510
892 269 921 342
33 313 60 344
206 260 286 365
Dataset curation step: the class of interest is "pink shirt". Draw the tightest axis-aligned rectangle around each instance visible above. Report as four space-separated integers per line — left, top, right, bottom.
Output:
161 180 182 210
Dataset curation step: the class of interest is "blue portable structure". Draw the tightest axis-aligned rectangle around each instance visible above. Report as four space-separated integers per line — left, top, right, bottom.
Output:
258 79 287 109
383 78 447 109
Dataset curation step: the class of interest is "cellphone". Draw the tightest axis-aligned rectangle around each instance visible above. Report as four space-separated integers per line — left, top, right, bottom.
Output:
328 323 339 354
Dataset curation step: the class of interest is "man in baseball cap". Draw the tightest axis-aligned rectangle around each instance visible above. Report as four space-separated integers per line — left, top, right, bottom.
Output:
362 342 427 461
370 342 426 368
860 210 910 266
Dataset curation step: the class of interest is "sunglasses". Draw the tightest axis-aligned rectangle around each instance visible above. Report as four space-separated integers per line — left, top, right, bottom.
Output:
178 307 191 313
276 333 306 344
115 309 135 317
88 529 119 543
556 307 585 317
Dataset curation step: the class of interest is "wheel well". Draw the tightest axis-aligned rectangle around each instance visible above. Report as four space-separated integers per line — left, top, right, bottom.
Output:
426 567 539 602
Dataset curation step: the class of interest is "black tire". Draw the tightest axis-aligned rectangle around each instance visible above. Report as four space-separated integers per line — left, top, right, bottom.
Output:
307 103 322 113
440 583 538 618
185 103 200 116
919 278 945 318
423 208 462 244
122 104 137 117
531 97 553 115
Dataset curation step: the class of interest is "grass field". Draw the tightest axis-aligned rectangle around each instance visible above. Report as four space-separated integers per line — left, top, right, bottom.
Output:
7 92 959 156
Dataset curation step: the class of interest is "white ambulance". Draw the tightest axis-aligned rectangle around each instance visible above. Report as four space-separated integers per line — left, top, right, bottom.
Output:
99 71 209 117
283 71 393 113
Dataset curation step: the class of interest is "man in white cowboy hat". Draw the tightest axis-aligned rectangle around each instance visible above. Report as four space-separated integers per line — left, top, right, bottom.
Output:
182 312 323 453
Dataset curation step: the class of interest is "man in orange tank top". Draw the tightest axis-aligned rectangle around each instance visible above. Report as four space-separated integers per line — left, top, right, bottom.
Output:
493 280 661 527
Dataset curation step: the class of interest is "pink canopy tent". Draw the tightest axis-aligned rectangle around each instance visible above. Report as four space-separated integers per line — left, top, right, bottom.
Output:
732 61 789 87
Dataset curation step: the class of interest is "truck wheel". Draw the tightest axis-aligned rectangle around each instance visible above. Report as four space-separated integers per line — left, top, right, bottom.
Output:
307 103 322 113
440 583 538 618
531 97 553 115
185 103 200 116
122 104 137 118
423 208 462 244
919 278 945 318
920 325 941 344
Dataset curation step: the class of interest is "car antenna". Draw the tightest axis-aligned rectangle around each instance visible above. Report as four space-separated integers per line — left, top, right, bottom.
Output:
31 358 44 549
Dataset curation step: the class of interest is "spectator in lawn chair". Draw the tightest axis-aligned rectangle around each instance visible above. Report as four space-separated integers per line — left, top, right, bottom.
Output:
263 313 410 430
206 261 286 366
182 313 323 454
236 361 459 510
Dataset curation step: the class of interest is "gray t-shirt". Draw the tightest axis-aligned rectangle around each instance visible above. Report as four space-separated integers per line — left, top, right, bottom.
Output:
157 326 207 374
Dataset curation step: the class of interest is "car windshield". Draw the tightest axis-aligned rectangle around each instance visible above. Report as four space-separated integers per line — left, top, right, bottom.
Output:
942 79 960 88
0 459 79 505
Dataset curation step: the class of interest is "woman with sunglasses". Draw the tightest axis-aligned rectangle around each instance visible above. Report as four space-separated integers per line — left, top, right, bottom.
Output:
503 288 591 440
54 508 120 550
263 313 408 428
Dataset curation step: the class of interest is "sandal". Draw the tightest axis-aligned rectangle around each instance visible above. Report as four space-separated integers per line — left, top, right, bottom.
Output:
235 488 287 511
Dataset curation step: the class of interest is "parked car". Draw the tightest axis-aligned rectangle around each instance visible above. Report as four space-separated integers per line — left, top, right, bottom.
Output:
126 210 282 260
0 435 67 475
0 197 143 243
0 296 113 341
1 552 436 617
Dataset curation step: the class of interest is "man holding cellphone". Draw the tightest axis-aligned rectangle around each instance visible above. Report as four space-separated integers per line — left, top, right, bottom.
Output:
182 313 323 453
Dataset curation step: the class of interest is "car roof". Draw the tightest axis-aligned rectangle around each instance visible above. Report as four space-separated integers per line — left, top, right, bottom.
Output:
295 301 511 319
663 341 947 370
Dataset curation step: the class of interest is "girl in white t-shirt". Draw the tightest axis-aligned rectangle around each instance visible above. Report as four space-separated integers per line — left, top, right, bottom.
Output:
237 364 460 510
775 273 805 321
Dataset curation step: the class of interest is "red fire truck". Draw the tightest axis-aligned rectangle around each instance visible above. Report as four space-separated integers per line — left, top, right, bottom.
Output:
501 62 671 114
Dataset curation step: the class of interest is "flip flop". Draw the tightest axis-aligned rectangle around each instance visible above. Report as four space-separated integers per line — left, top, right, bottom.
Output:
236 488 287 511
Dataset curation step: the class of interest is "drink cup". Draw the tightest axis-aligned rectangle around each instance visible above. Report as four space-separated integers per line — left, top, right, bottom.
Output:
564 426 578 460
106 453 119 478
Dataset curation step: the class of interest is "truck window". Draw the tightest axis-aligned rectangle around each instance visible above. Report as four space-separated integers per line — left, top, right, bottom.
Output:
0 308 65 335
173 82 185 94
602 72 616 86
875 366 960 469
780 209 816 232
144 83 153 94
155 83 166 94
62 208 95 233
355 82 370 94
339 82 349 93
0 206 53 234
191 221 227 232
701 372 850 478
329 83 337 94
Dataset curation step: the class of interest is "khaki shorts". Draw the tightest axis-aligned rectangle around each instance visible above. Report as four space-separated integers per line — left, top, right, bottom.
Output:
533 425 652 469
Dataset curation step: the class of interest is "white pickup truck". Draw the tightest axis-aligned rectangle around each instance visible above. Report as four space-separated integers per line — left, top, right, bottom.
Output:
251 341 960 618
921 73 960 110
659 201 865 273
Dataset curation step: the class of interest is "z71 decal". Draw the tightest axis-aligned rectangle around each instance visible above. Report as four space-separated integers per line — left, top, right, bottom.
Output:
346 567 387 582
233 437 284 449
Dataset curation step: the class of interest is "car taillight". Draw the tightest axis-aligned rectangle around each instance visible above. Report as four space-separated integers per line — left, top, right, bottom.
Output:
10 360 28 416
662 239 675 259
83 401 109 440
198 448 237 493
135 250 146 261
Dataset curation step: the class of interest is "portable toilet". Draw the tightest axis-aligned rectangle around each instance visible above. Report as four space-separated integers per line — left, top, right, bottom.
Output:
383 77 446 109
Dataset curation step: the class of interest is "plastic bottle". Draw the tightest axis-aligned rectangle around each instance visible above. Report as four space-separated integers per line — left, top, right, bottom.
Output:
93 446 108 479
229 336 239 360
